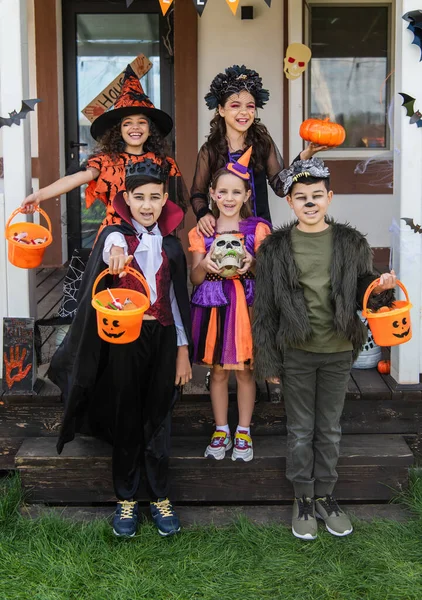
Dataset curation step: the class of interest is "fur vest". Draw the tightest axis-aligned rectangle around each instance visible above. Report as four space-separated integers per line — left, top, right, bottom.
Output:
252 220 394 380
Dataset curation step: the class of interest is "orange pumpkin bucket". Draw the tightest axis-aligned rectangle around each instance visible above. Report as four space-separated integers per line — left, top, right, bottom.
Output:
91 267 150 344
5 207 53 268
362 279 412 347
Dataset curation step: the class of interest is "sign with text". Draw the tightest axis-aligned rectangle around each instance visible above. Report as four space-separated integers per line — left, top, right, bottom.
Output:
81 54 153 123
2 318 36 395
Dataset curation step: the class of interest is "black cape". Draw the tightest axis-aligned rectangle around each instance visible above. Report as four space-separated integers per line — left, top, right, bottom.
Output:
49 215 192 454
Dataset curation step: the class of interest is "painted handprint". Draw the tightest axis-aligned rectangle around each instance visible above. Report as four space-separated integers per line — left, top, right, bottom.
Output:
3 346 32 390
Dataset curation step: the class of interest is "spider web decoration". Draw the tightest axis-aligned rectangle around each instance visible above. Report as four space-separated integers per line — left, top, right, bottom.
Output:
58 250 89 320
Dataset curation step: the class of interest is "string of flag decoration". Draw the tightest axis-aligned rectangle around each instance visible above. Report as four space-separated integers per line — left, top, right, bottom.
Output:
126 0 271 17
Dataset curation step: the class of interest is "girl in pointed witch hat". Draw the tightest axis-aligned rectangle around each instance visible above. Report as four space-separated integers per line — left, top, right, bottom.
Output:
21 65 189 233
188 146 271 463
191 64 328 237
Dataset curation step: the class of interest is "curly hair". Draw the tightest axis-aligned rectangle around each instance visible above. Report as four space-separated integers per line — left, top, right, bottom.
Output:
210 167 252 220
205 107 273 175
92 119 169 161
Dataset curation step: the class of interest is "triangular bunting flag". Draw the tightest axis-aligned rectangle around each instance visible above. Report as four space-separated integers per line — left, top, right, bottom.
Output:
159 0 174 16
192 0 208 16
226 0 240 16
264 0 272 6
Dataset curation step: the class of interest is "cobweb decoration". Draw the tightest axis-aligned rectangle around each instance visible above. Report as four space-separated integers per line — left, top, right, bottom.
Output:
58 252 87 319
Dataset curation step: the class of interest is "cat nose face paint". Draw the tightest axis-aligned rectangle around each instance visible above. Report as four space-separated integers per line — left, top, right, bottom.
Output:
305 202 316 208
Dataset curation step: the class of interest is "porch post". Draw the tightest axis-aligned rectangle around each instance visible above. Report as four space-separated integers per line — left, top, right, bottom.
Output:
0 0 36 377
392 0 422 383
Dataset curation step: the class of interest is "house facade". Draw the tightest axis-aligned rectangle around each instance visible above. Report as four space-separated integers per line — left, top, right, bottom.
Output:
0 0 421 384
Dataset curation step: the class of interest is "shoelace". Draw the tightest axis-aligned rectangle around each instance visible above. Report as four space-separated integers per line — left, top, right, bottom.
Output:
235 432 251 449
152 498 174 518
317 495 341 517
297 496 314 520
118 500 136 520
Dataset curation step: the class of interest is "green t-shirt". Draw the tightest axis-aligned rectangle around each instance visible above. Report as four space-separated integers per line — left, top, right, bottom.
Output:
290 225 353 353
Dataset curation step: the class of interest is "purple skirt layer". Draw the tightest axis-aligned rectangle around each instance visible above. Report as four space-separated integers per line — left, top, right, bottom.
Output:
191 280 228 307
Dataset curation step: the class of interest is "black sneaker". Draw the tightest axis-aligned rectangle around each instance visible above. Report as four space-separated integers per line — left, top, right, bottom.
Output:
150 498 181 537
112 500 138 537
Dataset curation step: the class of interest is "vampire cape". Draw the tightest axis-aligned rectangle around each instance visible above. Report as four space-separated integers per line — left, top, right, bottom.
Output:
49 194 192 454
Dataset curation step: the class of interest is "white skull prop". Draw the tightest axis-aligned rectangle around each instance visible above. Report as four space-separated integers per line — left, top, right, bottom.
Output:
284 43 312 80
210 234 246 278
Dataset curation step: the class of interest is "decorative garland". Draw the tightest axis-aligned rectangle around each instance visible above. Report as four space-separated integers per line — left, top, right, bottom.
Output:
126 0 272 17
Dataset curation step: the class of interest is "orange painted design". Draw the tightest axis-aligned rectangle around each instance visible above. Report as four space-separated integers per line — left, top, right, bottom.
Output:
253 222 271 253
3 346 32 389
203 307 218 365
233 279 252 363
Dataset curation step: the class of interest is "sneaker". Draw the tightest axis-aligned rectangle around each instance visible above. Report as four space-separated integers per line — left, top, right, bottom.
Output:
231 431 253 462
204 430 232 460
291 496 318 540
315 495 353 537
150 498 181 537
112 500 138 537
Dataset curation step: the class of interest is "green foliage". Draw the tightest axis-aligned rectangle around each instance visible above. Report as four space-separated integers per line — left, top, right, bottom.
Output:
0 473 422 600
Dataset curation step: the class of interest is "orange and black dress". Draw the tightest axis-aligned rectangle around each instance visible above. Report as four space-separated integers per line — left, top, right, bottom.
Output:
85 151 189 234
188 217 270 370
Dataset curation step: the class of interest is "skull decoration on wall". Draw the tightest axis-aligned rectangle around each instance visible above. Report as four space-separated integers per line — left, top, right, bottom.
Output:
284 43 312 80
210 234 246 278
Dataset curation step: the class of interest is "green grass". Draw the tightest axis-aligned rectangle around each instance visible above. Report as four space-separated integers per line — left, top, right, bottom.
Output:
1 475 422 600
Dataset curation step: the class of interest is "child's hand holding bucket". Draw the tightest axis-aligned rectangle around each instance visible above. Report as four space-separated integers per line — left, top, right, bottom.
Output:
21 191 42 214
109 246 133 278
370 270 396 295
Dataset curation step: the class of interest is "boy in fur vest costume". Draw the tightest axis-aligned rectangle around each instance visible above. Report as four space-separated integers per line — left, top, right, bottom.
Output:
253 158 396 540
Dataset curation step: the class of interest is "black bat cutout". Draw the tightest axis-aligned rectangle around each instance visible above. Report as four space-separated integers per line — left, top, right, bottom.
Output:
403 11 422 61
399 93 422 128
0 99 41 128
401 218 422 234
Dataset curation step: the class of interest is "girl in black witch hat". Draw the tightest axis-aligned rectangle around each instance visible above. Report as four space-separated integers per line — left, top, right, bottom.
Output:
191 64 327 236
21 65 188 234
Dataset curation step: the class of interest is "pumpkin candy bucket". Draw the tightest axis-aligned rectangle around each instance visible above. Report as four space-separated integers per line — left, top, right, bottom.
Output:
5 207 53 269
91 267 150 344
299 117 346 148
362 279 412 347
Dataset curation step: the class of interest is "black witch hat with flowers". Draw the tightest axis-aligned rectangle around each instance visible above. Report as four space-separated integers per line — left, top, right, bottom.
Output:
205 65 270 110
90 65 173 141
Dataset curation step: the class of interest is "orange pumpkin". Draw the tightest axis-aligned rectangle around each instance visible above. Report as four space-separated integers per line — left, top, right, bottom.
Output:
377 360 391 374
299 118 346 147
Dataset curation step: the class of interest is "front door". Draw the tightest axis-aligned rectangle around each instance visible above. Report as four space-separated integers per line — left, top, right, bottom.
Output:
62 0 174 256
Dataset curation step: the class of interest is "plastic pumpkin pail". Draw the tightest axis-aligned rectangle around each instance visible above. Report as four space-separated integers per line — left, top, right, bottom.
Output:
5 207 53 268
362 279 412 347
91 267 150 344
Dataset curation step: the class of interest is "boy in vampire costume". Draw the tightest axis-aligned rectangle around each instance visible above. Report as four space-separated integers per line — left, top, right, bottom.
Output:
48 158 193 538
253 158 396 541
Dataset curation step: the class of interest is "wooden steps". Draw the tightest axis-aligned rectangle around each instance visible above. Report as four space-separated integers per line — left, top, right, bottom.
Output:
16 434 413 504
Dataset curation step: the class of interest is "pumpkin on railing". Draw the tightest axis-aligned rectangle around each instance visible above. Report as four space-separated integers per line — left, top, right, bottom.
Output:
299 117 346 148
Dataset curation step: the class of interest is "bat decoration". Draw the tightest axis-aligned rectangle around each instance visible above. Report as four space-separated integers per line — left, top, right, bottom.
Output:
399 93 422 127
403 10 422 61
401 218 422 234
0 99 41 129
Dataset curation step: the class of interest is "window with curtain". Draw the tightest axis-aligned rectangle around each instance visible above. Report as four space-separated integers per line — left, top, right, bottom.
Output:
309 5 390 149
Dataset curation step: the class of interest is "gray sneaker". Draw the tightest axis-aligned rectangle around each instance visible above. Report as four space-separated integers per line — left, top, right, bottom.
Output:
315 495 353 537
291 496 318 540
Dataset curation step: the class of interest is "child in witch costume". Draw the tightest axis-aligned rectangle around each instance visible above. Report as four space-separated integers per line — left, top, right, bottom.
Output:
189 148 270 462
191 64 327 236
48 158 192 538
21 65 188 230
253 158 396 540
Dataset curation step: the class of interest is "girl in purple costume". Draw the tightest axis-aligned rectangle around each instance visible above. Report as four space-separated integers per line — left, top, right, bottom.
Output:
189 155 270 463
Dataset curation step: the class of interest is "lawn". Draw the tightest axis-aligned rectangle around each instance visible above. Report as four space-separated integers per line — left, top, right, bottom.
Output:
1 474 422 600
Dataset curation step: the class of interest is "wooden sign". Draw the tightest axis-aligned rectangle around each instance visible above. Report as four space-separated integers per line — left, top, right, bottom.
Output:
81 54 153 123
2 318 36 395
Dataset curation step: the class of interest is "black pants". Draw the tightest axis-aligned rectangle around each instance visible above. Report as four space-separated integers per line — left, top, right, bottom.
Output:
93 321 177 501
282 348 353 498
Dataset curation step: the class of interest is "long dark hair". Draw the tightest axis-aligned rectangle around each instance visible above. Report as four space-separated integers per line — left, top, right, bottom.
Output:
205 93 273 176
92 119 169 162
